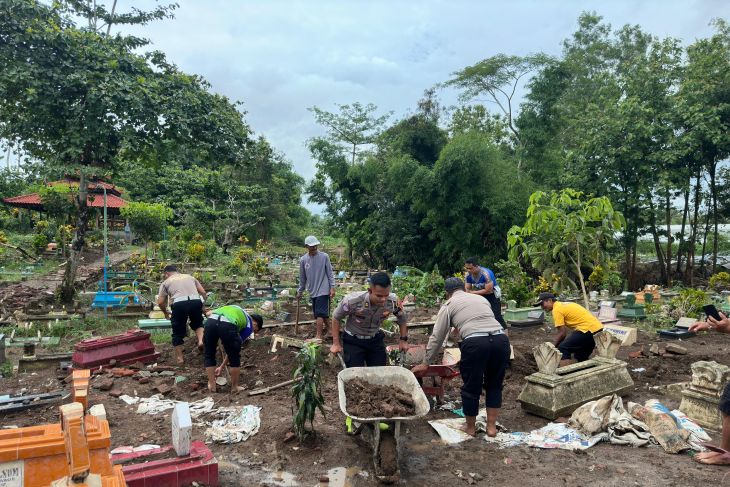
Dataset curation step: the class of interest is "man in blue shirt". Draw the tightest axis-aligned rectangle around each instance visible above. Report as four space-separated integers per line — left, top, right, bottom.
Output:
464 257 507 329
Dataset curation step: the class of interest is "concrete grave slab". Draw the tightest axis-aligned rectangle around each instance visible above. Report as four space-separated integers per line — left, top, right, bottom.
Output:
172 402 192 457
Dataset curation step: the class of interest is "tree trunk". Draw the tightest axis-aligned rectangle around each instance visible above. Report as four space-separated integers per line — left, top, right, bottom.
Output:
648 197 667 285
675 183 690 276
684 170 702 286
664 190 673 287
59 173 89 303
709 161 719 275
699 202 711 278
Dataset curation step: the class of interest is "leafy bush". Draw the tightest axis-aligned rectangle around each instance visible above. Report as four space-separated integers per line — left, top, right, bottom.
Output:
291 343 326 441
670 288 707 319
32 234 48 254
392 266 445 307
602 269 624 295
587 265 605 290
495 259 533 307
709 272 730 291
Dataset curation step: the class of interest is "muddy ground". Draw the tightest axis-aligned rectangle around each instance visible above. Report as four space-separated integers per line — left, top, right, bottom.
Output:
2 309 730 487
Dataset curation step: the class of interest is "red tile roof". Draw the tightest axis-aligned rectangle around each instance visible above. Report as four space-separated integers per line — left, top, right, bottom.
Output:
3 192 128 209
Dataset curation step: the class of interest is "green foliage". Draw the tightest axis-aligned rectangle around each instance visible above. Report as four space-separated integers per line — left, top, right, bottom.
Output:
392 267 445 307
670 289 708 318
495 259 533 307
32 234 49 254
709 272 730 291
508 189 625 306
121 202 173 247
291 343 326 441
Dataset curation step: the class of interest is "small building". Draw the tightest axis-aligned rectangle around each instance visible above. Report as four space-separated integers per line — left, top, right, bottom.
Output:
2 178 129 230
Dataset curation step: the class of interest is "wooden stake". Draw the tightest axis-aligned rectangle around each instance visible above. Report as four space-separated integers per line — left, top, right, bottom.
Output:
248 377 301 396
294 298 300 335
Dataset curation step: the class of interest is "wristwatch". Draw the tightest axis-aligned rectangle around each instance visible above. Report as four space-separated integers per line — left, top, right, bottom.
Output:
399 336 408 341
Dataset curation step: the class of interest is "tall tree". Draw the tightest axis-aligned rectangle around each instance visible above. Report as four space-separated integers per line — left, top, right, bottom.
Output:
443 53 550 170
308 103 392 165
0 1 252 301
508 189 625 307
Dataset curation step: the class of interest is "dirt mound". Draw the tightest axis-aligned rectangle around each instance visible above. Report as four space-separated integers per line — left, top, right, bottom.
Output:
344 378 415 418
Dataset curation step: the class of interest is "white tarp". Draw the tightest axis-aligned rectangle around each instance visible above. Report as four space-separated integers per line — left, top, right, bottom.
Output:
205 405 261 444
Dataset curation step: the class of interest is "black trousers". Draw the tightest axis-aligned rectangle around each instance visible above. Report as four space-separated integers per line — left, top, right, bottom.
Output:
485 293 507 328
342 331 386 368
203 318 242 367
558 330 598 361
720 381 730 416
459 334 510 417
312 295 330 318
170 299 204 346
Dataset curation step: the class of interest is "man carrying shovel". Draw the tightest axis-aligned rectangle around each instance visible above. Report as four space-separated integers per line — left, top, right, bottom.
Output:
296 235 336 341
689 313 730 466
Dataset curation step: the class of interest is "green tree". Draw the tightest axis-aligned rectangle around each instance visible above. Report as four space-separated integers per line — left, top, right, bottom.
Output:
508 189 625 307
121 202 173 259
414 133 533 271
444 53 551 170
308 103 392 165
0 1 253 301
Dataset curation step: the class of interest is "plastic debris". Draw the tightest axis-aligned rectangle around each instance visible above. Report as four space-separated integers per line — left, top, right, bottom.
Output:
205 405 261 444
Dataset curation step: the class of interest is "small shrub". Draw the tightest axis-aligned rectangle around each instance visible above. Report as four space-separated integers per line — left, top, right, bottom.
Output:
32 234 49 254
709 272 730 291
670 288 707 319
291 343 326 441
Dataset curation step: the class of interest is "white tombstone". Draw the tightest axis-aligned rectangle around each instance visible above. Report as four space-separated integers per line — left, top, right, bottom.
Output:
88 404 107 422
172 402 192 456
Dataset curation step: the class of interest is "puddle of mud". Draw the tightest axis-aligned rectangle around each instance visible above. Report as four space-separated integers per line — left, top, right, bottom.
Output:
266 467 363 487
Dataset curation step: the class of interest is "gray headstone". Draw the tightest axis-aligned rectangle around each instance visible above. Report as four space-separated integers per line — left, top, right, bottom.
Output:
675 317 697 329
172 402 192 456
599 300 616 308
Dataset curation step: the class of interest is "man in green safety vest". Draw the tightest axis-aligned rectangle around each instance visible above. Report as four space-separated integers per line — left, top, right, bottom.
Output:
203 305 264 394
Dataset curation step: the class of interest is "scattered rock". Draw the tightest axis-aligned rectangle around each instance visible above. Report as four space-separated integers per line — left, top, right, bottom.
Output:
138 377 150 385
159 371 175 377
109 359 117 367
318 475 329 483
95 378 115 391
190 383 200 392
628 351 642 359
137 370 152 379
154 384 172 395
283 431 296 443
648 344 661 356
665 344 688 355
109 389 122 398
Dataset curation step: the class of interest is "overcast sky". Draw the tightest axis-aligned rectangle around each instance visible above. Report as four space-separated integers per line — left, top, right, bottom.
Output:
116 0 727 211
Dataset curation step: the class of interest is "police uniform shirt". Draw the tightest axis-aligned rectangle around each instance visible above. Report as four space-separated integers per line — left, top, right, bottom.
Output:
333 290 407 337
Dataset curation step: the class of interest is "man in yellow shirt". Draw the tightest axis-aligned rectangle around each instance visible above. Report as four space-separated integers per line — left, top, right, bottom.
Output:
535 292 603 365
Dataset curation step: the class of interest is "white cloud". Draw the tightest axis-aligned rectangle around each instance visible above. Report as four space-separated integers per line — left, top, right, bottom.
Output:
116 0 728 211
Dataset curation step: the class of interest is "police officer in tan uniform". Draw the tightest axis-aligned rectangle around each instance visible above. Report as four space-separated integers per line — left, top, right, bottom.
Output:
158 265 208 365
330 272 408 367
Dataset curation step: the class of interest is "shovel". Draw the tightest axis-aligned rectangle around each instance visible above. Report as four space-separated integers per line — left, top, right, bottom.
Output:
294 297 300 336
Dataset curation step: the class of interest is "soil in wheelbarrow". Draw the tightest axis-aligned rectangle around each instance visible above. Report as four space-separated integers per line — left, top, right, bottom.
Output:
345 378 416 418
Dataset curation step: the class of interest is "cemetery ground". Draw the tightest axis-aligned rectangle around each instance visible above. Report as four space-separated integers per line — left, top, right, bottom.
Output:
1 300 729 486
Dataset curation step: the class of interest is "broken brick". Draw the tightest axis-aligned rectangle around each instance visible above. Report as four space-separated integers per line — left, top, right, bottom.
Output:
154 384 172 395
95 377 115 391
111 368 137 378
628 351 643 359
